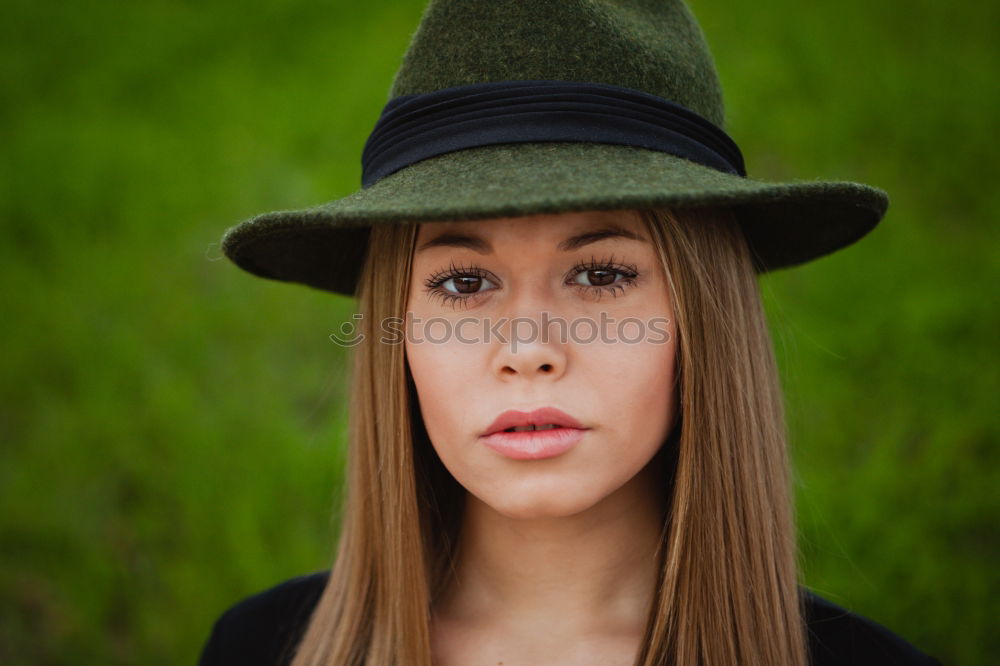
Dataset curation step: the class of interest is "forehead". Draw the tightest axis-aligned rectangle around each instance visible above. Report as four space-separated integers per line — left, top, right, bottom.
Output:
414 209 650 253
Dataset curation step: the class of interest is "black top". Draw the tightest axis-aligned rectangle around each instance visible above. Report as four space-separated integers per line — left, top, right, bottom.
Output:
197 571 943 665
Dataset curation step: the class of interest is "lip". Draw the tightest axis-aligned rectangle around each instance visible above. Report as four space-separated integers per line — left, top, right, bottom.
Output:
481 407 586 437
479 407 589 461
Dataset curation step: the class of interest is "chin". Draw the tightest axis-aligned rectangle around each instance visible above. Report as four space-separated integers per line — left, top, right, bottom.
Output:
476 484 602 521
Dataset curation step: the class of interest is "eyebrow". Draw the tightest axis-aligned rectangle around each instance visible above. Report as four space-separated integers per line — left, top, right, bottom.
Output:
415 224 648 254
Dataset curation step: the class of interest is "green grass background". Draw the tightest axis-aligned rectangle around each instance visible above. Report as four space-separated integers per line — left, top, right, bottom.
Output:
1 1 995 664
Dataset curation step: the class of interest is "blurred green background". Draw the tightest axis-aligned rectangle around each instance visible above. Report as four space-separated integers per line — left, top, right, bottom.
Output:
1 1 995 663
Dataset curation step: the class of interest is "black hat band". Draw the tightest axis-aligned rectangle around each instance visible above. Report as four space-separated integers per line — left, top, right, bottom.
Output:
360 80 747 188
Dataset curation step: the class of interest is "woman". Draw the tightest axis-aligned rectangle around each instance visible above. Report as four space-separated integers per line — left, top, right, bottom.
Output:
200 1 942 664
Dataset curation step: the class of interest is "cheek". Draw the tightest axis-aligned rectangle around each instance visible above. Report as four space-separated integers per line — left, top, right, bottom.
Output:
586 339 678 454
405 336 479 449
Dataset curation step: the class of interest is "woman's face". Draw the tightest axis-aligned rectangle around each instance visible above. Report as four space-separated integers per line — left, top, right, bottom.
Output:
404 210 678 520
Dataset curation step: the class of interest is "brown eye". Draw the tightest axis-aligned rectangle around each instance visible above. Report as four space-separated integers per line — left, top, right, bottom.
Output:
451 275 483 293
573 269 620 287
439 274 496 295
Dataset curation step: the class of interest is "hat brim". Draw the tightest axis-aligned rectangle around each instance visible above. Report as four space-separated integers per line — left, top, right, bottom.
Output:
221 142 888 295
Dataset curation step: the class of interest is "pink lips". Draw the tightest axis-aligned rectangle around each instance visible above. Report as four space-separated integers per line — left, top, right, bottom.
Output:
480 407 589 460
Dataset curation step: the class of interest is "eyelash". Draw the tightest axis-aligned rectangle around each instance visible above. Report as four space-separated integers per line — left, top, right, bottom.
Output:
422 255 640 309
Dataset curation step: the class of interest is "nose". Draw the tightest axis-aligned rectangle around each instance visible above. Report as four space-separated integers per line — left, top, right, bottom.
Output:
494 339 565 380
491 295 568 381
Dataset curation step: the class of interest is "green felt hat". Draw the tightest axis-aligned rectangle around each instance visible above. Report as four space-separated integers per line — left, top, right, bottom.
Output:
221 0 888 296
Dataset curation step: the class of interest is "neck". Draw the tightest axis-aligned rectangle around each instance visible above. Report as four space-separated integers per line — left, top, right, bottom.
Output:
434 446 672 635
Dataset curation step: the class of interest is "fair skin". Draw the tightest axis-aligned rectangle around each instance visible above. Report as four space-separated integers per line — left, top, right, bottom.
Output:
404 210 678 665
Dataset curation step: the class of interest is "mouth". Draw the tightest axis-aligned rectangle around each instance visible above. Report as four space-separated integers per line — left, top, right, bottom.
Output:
481 407 586 437
502 424 563 432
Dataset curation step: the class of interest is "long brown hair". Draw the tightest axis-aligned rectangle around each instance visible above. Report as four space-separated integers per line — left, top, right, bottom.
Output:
289 207 809 665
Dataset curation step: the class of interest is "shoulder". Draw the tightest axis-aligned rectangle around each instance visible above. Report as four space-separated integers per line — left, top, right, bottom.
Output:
197 571 330 666
802 587 943 666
